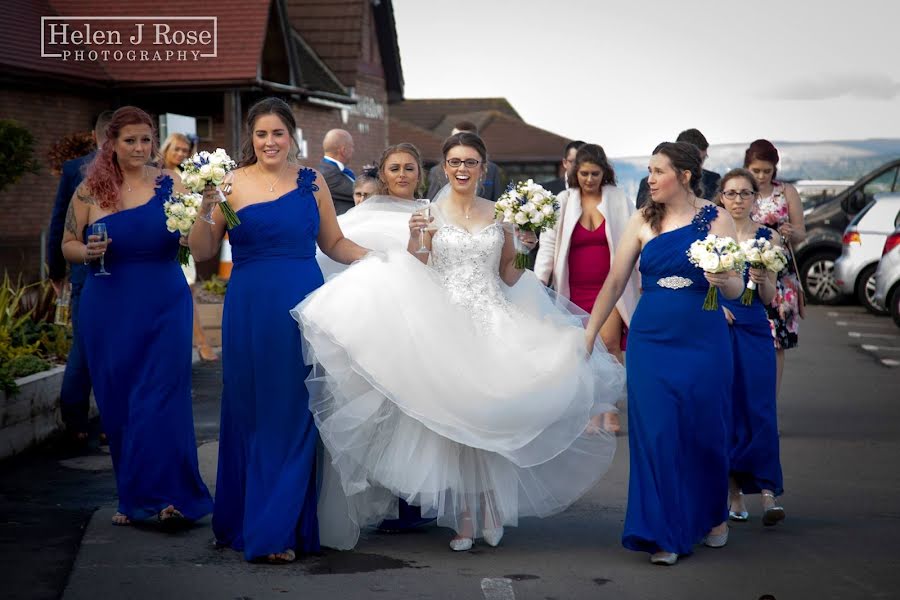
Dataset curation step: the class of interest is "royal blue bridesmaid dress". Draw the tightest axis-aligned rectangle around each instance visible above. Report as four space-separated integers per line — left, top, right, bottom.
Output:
212 167 325 560
622 204 732 556
722 227 783 496
79 173 213 521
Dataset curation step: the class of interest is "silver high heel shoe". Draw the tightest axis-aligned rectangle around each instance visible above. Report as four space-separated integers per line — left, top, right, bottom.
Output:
729 491 749 522
761 491 785 526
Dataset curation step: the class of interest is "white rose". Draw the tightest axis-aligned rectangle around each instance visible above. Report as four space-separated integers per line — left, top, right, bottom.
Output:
542 204 554 215
700 254 721 272
522 202 536 214
514 211 529 225
165 217 179 232
199 163 213 178
504 209 514 221
721 254 735 270
530 212 544 225
185 206 197 219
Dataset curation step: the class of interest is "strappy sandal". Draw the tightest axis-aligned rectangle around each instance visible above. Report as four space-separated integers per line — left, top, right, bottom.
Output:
266 549 296 564
761 491 785 526
111 512 131 526
157 506 189 531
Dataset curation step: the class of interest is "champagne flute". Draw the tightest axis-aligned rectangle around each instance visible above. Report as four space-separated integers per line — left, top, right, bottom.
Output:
414 198 431 254
91 222 111 276
199 184 223 224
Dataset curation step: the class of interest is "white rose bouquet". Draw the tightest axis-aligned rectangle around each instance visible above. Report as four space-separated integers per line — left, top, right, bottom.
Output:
495 180 560 269
163 192 202 265
739 237 787 305
180 148 241 228
687 234 745 310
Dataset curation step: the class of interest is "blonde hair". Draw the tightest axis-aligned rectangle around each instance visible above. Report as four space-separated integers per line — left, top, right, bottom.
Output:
159 132 192 169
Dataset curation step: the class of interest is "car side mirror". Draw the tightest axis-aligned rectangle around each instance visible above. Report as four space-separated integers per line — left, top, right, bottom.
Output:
843 189 867 214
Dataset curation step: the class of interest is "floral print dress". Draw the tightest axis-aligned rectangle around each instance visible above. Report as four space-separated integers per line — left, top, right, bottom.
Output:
751 182 801 350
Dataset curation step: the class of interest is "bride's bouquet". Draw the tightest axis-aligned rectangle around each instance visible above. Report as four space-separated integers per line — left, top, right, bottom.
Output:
180 149 241 229
495 180 560 269
687 234 745 310
739 237 788 305
163 192 202 265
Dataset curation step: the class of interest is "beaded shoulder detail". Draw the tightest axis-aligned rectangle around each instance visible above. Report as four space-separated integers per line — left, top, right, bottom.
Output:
692 204 717 233
297 167 319 195
757 226 772 240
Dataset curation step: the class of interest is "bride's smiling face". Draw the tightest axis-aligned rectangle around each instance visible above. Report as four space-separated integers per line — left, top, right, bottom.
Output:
443 145 484 195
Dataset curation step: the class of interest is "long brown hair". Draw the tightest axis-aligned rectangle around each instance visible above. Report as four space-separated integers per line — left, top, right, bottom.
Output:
743 138 780 181
566 143 616 189
239 97 299 167
83 106 157 211
641 142 703 234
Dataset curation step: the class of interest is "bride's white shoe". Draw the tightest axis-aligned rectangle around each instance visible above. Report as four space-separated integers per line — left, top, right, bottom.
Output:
482 527 504 547
449 536 473 551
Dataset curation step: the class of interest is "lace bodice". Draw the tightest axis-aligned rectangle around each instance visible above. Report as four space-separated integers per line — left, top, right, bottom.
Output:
430 222 518 330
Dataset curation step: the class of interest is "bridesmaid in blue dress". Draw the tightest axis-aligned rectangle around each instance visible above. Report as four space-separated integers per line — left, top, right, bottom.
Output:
585 142 744 565
717 169 786 526
62 106 213 527
188 98 368 563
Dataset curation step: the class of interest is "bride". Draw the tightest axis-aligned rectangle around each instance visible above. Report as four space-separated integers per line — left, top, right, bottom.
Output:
292 132 625 551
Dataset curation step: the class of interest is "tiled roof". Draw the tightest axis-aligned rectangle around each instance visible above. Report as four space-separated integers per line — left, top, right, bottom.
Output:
388 117 445 163
285 0 364 86
390 98 522 131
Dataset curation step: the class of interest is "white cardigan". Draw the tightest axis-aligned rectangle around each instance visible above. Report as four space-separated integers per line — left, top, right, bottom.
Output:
534 185 640 326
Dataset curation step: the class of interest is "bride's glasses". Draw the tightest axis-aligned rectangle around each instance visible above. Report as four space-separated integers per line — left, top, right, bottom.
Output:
415 198 431 255
445 158 481 168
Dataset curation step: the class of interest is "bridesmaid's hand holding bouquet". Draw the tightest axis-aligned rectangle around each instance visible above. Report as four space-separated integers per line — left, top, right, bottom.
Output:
687 234 745 310
180 149 241 229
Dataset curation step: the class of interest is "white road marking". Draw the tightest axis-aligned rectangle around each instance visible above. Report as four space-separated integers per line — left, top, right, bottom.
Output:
862 345 900 352
836 320 893 328
481 578 516 600
848 332 898 339
881 359 899 367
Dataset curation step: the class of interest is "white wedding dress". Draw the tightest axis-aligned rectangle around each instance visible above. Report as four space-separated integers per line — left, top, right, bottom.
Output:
291 201 625 549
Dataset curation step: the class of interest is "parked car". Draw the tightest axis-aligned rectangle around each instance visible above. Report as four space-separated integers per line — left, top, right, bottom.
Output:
834 194 900 313
794 179 854 211
794 158 900 304
873 227 900 327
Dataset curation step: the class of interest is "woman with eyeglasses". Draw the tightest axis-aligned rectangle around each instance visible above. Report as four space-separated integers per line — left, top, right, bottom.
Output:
717 169 786 527
292 132 624 552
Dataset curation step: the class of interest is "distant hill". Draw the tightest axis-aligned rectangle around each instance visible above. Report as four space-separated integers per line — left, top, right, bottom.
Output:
611 138 900 201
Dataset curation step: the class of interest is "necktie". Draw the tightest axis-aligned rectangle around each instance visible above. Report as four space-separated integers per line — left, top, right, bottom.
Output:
342 167 355 182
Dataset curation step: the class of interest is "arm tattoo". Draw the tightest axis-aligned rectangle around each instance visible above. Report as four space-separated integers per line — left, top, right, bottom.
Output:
64 201 77 236
76 188 97 205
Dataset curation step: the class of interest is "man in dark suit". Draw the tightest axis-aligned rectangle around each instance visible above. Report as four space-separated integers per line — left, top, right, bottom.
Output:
542 140 585 195
319 129 356 215
47 110 112 444
635 128 721 209
426 121 504 202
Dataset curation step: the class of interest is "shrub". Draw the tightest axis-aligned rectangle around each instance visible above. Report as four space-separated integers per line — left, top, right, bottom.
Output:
0 120 41 192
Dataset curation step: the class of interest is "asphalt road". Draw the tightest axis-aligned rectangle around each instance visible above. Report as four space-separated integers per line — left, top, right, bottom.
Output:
2 304 898 600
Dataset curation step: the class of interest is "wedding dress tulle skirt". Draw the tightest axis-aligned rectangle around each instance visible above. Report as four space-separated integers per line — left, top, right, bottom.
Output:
292 250 624 549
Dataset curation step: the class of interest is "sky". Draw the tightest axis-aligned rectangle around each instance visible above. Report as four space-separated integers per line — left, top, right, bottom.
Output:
391 0 900 158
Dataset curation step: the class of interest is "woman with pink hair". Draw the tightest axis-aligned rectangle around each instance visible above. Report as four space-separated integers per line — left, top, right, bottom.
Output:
62 106 212 529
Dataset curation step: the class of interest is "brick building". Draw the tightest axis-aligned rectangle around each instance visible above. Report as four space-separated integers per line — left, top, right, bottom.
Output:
0 0 403 280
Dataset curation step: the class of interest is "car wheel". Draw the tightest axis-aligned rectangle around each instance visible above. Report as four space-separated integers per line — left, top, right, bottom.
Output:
856 264 888 315
801 251 843 305
890 285 900 328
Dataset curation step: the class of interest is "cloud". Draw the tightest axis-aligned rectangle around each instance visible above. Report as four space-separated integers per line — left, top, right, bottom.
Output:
770 73 900 101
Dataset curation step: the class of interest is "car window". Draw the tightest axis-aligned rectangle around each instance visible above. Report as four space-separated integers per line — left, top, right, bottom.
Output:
863 166 899 201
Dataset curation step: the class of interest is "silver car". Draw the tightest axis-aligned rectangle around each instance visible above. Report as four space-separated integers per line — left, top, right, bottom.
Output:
873 226 900 326
834 194 900 313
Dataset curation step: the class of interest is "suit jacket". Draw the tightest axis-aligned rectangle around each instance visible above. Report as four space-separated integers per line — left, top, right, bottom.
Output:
426 161 504 202
534 186 641 326
635 169 722 209
541 177 566 195
319 158 355 215
47 152 95 286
